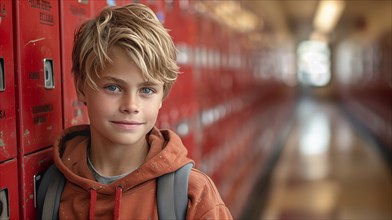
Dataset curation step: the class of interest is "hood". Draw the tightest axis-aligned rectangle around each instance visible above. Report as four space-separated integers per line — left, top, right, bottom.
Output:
53 125 193 192
53 125 193 219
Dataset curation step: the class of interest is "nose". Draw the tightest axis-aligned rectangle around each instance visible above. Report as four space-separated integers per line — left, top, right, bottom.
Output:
119 93 139 114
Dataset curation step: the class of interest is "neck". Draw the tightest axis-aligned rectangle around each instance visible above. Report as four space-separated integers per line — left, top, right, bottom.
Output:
88 137 149 176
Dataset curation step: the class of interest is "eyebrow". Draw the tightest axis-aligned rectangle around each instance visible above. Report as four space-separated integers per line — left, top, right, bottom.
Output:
101 77 125 84
101 76 161 87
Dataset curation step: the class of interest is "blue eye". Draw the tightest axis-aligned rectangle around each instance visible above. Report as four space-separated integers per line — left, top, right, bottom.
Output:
104 85 120 92
141 87 154 94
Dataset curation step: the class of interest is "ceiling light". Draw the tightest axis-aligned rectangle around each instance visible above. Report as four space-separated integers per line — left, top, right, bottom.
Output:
313 0 345 33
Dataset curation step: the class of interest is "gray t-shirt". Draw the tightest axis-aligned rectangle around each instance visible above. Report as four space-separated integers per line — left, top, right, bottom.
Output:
87 152 136 185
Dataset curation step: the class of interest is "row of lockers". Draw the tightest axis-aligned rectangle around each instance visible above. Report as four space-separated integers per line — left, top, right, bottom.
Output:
335 30 392 152
1 1 150 219
1 0 111 162
0 0 296 219
157 4 296 218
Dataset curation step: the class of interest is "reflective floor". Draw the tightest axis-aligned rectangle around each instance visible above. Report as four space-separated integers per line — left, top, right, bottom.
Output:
255 97 392 220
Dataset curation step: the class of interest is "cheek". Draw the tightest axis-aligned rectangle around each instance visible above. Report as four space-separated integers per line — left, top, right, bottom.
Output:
145 101 162 117
85 92 114 116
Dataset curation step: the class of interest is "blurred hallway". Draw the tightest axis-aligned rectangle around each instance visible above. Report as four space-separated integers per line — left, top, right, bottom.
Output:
244 96 392 220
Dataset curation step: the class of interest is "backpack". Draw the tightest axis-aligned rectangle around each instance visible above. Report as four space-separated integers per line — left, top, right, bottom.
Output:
36 163 193 220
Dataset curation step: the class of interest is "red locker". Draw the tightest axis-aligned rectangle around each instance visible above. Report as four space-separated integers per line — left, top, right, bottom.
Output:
175 99 198 162
0 0 17 162
163 0 199 161
14 0 63 154
0 159 19 219
157 97 173 130
92 0 159 14
92 0 126 13
19 148 53 219
60 0 91 128
143 0 164 18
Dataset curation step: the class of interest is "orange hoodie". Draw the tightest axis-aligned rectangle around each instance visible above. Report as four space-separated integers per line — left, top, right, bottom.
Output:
53 125 232 219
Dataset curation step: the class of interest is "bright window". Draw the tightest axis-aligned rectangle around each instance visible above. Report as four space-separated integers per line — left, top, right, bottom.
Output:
297 40 331 87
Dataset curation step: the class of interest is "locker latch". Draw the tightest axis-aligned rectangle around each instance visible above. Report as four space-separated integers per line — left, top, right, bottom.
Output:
0 188 10 219
43 59 55 89
0 58 4 92
33 172 43 208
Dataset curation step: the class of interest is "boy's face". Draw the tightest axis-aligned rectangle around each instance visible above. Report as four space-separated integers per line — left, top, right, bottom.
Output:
78 47 163 147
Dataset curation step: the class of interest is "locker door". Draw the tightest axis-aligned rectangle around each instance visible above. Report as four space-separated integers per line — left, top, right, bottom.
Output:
60 0 91 128
19 148 53 219
0 0 17 162
13 0 63 154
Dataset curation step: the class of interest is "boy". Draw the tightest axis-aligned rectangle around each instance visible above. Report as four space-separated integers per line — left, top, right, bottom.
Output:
51 3 232 219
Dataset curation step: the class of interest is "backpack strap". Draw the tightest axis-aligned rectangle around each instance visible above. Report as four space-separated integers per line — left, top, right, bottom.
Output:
37 164 65 220
157 163 193 220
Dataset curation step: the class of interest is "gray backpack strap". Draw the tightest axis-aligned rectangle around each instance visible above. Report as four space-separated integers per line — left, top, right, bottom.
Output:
37 164 65 220
157 163 193 220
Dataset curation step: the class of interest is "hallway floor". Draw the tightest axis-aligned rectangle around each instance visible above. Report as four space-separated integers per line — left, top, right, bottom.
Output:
253 97 392 220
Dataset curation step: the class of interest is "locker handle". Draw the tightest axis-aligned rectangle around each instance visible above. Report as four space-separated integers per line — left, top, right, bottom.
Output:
0 188 10 219
33 173 43 208
0 57 4 92
44 59 55 89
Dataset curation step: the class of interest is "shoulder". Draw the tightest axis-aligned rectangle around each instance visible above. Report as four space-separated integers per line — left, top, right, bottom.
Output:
187 169 233 219
188 169 221 201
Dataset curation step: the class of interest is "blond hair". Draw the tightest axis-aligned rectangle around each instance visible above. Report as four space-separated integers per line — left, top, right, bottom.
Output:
72 3 179 99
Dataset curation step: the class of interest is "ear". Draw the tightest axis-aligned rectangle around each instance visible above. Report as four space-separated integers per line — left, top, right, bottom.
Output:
75 80 87 104
159 101 162 109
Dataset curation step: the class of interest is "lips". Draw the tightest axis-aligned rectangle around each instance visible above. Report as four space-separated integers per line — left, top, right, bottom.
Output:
110 120 144 129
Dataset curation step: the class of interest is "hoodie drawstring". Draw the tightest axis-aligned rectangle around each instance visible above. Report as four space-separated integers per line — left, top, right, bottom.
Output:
114 186 123 220
89 189 97 220
88 186 123 220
